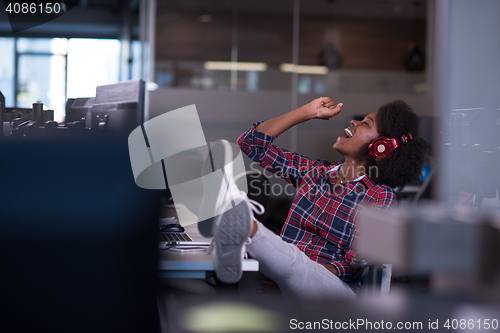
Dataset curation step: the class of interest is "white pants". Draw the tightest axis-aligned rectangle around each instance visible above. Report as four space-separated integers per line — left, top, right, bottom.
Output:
246 221 356 300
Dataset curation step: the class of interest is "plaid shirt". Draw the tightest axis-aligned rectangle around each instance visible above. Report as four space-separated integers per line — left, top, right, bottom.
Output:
237 122 396 291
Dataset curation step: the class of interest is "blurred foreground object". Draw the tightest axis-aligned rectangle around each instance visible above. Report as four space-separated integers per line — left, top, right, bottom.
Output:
358 203 500 295
0 137 160 333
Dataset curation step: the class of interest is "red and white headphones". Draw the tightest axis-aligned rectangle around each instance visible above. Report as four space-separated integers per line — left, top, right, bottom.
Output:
368 133 413 161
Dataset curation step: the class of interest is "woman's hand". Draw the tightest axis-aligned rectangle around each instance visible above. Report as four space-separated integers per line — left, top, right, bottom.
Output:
323 264 339 276
305 97 343 120
255 97 342 137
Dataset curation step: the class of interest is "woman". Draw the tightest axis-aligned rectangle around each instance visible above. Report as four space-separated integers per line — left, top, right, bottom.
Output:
213 97 430 299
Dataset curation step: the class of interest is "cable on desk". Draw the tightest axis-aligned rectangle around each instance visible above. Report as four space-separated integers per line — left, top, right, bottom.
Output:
160 244 174 251
165 246 209 253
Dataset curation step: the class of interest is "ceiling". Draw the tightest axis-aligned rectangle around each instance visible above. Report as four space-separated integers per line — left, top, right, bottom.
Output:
0 0 426 38
157 0 427 20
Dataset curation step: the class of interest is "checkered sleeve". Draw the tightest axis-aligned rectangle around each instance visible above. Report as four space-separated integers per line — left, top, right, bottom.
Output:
373 186 397 210
330 186 397 280
237 122 324 187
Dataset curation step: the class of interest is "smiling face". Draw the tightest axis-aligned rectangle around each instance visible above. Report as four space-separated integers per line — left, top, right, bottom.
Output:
333 113 380 159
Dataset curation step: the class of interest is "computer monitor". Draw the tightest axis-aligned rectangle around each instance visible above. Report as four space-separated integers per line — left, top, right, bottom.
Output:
65 97 95 123
89 80 145 137
449 107 500 203
64 80 145 138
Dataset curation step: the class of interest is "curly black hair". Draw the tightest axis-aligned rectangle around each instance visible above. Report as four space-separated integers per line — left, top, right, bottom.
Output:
358 100 431 190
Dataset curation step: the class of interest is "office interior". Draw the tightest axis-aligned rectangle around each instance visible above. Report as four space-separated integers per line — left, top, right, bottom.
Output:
1 0 499 332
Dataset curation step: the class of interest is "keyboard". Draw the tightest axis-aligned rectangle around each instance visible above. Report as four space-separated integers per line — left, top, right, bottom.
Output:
159 232 193 242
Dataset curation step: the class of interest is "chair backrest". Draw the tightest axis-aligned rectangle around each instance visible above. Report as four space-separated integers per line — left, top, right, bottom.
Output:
413 166 434 205
354 259 392 297
235 170 270 220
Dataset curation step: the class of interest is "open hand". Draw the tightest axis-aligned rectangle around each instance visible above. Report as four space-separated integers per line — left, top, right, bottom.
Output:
307 97 343 120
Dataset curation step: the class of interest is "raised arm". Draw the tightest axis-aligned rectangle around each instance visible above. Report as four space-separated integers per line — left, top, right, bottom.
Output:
238 97 343 186
255 97 343 137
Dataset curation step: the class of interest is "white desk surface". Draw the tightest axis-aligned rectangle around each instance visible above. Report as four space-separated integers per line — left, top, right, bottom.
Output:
158 222 259 278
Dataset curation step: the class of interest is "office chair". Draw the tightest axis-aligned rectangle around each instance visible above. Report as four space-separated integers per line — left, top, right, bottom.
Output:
353 258 392 297
234 170 271 221
413 166 434 205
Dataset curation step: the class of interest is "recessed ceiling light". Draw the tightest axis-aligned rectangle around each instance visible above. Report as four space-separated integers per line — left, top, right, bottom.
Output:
204 61 268 71
199 15 212 23
280 64 329 75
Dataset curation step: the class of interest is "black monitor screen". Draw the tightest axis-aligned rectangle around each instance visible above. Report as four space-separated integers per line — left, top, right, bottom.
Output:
0 137 160 333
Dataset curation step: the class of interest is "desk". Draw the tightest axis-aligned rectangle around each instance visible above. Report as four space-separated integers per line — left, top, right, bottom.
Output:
158 223 259 279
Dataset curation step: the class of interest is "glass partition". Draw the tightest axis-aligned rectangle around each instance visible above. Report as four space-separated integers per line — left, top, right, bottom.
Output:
154 0 427 94
0 38 15 107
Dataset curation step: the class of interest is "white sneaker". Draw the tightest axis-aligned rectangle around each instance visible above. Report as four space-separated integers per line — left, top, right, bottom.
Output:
197 140 238 237
209 191 264 284
199 139 265 283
